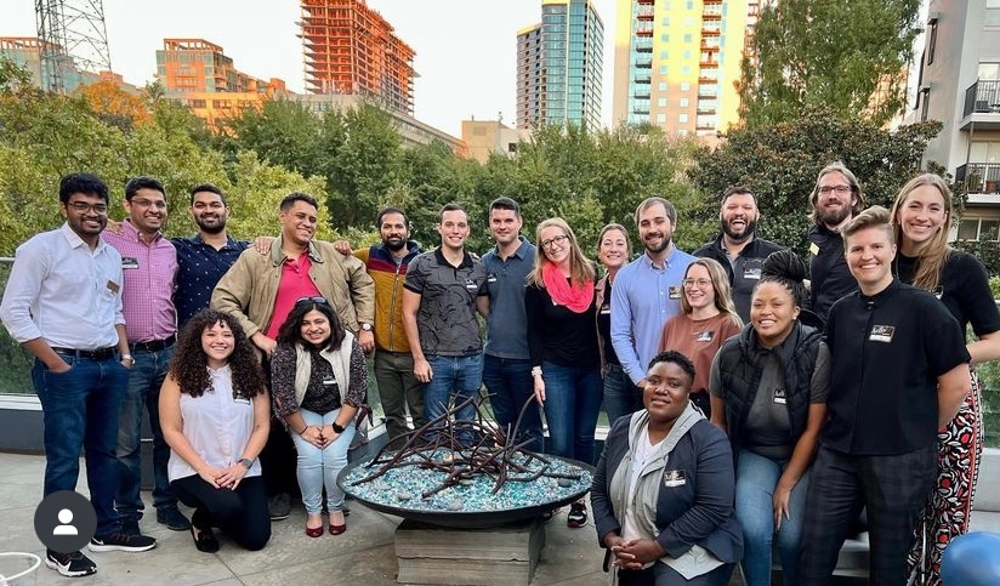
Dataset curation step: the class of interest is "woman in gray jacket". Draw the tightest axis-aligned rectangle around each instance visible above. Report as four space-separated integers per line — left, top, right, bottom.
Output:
591 351 742 585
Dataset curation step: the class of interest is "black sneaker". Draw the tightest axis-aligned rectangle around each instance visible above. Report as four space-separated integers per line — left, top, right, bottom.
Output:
567 502 588 529
121 518 140 536
45 549 97 577
268 492 292 521
156 505 191 531
89 532 157 552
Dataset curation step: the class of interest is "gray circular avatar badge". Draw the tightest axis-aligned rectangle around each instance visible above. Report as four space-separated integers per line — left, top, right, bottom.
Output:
34 491 97 553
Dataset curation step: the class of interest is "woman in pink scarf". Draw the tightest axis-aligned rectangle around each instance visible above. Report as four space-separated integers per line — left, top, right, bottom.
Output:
525 217 601 529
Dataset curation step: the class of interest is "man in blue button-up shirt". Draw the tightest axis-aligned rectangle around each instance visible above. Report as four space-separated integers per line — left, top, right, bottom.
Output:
609 197 695 424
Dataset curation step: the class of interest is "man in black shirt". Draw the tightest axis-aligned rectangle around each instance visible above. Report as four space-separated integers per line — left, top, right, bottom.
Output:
694 186 784 322
800 206 971 585
806 162 865 326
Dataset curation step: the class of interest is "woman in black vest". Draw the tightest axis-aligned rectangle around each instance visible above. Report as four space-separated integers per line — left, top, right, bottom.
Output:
708 250 830 586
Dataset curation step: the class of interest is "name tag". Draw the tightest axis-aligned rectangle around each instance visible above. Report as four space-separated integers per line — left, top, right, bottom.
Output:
323 378 336 386
809 243 820 256
668 286 682 300
122 257 139 269
743 265 762 280
599 303 611 315
662 469 686 488
695 330 714 343
106 280 120 294
487 273 498 284
773 387 787 405
465 278 479 291
234 397 251 405
869 325 895 343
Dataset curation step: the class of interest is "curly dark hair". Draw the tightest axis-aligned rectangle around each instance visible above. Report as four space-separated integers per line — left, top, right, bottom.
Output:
277 298 346 350
169 309 265 399
648 350 696 387
756 249 809 308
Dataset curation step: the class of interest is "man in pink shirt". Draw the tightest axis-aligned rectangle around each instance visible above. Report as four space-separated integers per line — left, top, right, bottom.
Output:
102 176 189 535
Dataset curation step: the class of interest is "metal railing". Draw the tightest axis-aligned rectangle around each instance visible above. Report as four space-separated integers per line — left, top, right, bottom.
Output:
955 162 1000 194
963 79 1000 117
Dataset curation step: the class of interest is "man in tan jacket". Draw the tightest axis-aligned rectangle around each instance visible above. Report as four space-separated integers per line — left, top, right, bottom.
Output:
211 192 374 520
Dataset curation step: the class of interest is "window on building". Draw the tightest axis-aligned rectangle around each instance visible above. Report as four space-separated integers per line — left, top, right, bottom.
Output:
980 62 1000 80
189 99 206 109
926 16 938 64
679 98 689 107
656 113 667 123
659 82 668 91
684 34 692 43
658 97 667 107
680 82 690 91
920 87 930 121
679 114 689 123
988 0 1000 26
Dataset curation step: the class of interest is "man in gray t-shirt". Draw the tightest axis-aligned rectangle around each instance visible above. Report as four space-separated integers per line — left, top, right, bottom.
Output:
402 203 489 436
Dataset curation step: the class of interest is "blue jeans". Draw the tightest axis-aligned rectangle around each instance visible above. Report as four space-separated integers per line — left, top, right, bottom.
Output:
116 345 177 521
735 449 811 586
32 355 128 535
482 355 543 452
603 364 642 428
541 361 603 464
289 408 357 514
423 354 484 441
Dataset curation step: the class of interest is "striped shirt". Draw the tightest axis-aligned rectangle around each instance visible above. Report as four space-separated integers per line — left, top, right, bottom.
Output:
102 220 178 343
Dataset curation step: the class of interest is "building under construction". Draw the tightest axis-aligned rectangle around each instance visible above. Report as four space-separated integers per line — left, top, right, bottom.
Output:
299 0 415 115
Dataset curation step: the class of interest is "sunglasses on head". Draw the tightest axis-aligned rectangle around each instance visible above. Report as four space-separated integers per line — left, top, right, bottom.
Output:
295 296 329 306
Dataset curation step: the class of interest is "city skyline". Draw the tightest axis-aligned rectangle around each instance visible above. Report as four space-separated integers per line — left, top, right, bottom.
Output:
3 0 617 137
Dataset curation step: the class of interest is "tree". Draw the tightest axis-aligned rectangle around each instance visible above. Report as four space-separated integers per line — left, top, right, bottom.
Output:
74 81 151 132
688 106 942 255
741 0 922 127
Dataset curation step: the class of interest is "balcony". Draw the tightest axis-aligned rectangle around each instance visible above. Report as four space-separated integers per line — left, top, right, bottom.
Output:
956 162 1000 195
960 80 1000 130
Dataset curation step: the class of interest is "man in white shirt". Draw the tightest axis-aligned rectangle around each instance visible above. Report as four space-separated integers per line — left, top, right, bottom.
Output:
0 173 156 578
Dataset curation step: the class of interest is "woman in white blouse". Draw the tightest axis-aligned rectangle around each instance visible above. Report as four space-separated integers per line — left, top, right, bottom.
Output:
159 309 271 553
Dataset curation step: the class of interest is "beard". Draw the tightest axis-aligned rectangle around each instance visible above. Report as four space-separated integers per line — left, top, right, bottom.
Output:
818 205 852 227
384 237 406 252
721 217 756 242
196 217 226 234
644 233 672 254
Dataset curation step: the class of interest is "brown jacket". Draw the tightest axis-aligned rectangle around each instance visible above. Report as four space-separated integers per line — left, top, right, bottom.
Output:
211 236 374 338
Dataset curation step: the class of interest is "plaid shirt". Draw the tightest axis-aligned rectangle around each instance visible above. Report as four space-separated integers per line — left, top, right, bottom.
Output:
102 220 178 343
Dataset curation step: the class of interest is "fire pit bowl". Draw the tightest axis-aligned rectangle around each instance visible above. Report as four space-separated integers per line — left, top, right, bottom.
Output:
338 451 594 529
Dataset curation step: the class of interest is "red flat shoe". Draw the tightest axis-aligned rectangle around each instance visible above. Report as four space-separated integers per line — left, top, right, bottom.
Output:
329 522 346 535
305 524 324 538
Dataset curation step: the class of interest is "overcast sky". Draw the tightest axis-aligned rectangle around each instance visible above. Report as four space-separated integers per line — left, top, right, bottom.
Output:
4 0 618 137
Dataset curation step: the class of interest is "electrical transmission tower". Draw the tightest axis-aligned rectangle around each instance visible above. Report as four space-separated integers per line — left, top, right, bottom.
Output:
34 0 112 93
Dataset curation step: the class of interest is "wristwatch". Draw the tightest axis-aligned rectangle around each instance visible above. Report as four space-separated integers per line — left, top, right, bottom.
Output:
331 422 346 434
360 323 373 332
238 458 254 469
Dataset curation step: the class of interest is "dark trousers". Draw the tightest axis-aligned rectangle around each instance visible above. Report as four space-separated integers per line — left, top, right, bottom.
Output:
482 354 543 452
617 562 735 585
374 349 426 449
259 357 298 498
800 445 937 586
171 475 270 551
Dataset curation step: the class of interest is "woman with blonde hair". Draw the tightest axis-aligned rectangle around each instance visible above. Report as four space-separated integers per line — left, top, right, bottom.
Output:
526 217 602 529
891 173 1000 586
595 223 635 426
659 257 742 417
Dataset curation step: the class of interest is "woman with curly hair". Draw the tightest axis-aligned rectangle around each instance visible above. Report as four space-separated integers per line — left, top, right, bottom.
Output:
270 297 368 538
159 309 271 553
526 217 602 529
891 174 1000 586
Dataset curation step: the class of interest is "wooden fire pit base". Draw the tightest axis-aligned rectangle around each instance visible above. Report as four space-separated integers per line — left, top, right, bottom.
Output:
394 517 545 585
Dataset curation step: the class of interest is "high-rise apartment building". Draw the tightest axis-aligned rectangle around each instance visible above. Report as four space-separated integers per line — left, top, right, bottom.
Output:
156 39 281 94
299 0 416 116
612 0 761 137
0 36 125 94
907 0 1000 241
516 0 604 130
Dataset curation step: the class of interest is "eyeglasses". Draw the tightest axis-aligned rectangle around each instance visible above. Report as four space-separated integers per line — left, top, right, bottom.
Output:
130 198 167 209
818 185 852 196
65 201 109 214
682 278 712 289
295 296 329 306
540 234 570 250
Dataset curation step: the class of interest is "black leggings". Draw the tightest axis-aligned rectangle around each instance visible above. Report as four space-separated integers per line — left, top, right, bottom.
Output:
171 475 271 551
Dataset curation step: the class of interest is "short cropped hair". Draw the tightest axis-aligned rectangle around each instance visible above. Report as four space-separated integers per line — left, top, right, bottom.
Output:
124 176 166 202
489 197 521 217
280 192 319 211
841 205 893 249
634 197 677 227
189 183 226 205
59 173 109 204
376 206 409 227
438 203 467 223
721 186 756 206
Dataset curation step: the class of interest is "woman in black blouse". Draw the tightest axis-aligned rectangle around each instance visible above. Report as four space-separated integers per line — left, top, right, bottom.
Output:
270 297 368 538
526 217 602 529
891 173 1000 586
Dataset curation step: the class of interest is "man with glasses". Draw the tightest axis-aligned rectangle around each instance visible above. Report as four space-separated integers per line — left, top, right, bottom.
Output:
102 176 189 535
402 203 489 441
807 162 866 326
1 173 156 577
609 197 696 424
212 191 374 520
481 198 542 452
693 186 784 323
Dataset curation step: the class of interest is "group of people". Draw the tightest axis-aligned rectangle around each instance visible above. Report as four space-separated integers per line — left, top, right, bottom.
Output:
0 162 994 586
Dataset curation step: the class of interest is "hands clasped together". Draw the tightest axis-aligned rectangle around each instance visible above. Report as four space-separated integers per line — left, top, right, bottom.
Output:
299 424 340 450
604 533 666 570
197 462 250 491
